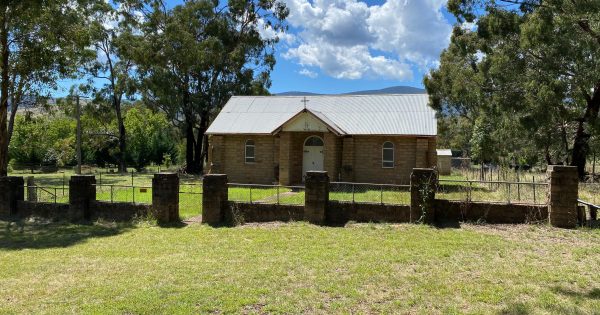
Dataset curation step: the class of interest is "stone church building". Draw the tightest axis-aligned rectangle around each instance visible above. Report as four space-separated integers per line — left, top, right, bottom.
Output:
206 94 437 185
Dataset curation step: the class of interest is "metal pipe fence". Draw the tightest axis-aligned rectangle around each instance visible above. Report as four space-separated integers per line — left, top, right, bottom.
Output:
579 182 600 206
329 182 411 205
24 185 69 204
94 184 152 204
228 183 305 205
437 179 548 205
179 184 203 217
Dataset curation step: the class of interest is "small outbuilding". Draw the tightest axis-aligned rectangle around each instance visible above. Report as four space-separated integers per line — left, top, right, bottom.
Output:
206 94 437 185
436 149 452 175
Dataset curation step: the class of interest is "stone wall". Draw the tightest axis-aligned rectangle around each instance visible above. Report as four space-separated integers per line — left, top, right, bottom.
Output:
16 201 70 220
227 202 304 223
92 201 151 221
3 173 180 223
213 166 578 228
434 200 548 224
327 201 411 225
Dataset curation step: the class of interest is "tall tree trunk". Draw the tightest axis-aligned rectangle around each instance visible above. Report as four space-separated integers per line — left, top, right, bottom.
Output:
571 121 589 179
114 96 127 173
571 85 600 179
7 94 19 145
0 10 9 177
194 109 210 174
184 119 197 174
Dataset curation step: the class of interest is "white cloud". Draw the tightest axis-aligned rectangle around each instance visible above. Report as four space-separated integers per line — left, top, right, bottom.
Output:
280 0 452 80
257 19 296 44
299 68 318 78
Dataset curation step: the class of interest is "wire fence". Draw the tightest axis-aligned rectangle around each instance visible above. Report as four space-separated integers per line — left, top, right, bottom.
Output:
228 183 305 205
179 183 203 218
437 179 548 205
24 185 69 204
329 182 411 205
94 184 152 204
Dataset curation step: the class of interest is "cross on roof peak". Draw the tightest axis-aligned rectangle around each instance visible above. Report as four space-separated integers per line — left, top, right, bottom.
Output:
301 96 309 109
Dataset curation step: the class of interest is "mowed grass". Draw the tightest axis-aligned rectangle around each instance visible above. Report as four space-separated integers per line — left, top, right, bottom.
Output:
1 220 599 314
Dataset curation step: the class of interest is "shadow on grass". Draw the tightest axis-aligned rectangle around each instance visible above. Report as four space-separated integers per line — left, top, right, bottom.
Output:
0 219 134 250
553 286 600 300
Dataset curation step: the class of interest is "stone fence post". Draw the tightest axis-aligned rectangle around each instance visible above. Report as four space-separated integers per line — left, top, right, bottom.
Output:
26 176 36 201
0 176 24 216
547 165 578 228
410 168 437 223
202 174 228 225
152 173 179 223
69 175 96 221
305 171 329 225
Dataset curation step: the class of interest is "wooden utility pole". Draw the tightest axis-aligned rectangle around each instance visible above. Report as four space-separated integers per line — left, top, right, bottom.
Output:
75 94 82 175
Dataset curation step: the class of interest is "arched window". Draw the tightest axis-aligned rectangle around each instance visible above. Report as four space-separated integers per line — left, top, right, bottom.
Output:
382 141 394 168
245 140 255 163
304 136 324 146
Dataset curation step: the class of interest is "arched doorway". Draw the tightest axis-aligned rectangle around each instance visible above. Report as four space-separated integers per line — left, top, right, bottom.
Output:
303 136 324 180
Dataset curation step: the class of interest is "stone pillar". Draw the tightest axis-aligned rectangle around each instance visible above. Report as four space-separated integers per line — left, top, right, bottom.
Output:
202 174 228 225
410 168 437 223
69 175 96 221
305 171 329 225
0 176 24 216
26 176 37 201
279 132 292 185
152 173 180 223
547 165 578 228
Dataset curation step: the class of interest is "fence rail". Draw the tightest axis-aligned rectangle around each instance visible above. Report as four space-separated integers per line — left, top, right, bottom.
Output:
329 182 411 205
94 184 152 204
437 179 548 205
24 185 68 204
228 183 305 205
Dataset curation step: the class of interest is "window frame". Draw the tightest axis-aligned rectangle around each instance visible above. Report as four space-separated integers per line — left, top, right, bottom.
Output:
245 139 256 163
382 141 395 168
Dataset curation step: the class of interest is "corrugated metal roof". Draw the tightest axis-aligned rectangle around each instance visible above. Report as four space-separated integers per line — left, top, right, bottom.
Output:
436 149 452 156
206 94 436 136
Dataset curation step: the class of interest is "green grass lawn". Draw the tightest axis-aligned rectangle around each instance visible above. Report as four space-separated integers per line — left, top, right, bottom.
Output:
0 220 599 313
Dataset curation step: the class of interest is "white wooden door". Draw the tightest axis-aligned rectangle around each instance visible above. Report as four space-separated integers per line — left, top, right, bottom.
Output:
303 136 324 180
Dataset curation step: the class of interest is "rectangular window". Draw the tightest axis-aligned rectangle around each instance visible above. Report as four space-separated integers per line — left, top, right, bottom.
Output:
245 140 255 163
382 142 394 168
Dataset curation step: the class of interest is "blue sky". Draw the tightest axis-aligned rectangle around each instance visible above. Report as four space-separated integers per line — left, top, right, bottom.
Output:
57 0 456 96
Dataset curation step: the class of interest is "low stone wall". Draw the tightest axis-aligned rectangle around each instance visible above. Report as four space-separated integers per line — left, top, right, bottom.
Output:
227 202 304 223
327 201 411 225
91 201 152 221
434 200 548 224
16 201 70 220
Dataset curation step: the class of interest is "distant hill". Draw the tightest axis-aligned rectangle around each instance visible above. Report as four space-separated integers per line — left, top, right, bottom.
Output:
275 85 425 96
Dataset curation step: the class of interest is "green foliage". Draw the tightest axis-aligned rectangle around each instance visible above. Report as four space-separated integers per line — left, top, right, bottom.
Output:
0 0 100 175
469 115 494 163
134 0 288 173
427 0 600 176
124 105 177 171
9 114 76 169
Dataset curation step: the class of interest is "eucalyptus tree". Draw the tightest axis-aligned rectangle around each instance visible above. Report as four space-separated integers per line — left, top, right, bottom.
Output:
0 0 98 176
86 0 144 173
426 0 600 178
135 0 288 174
